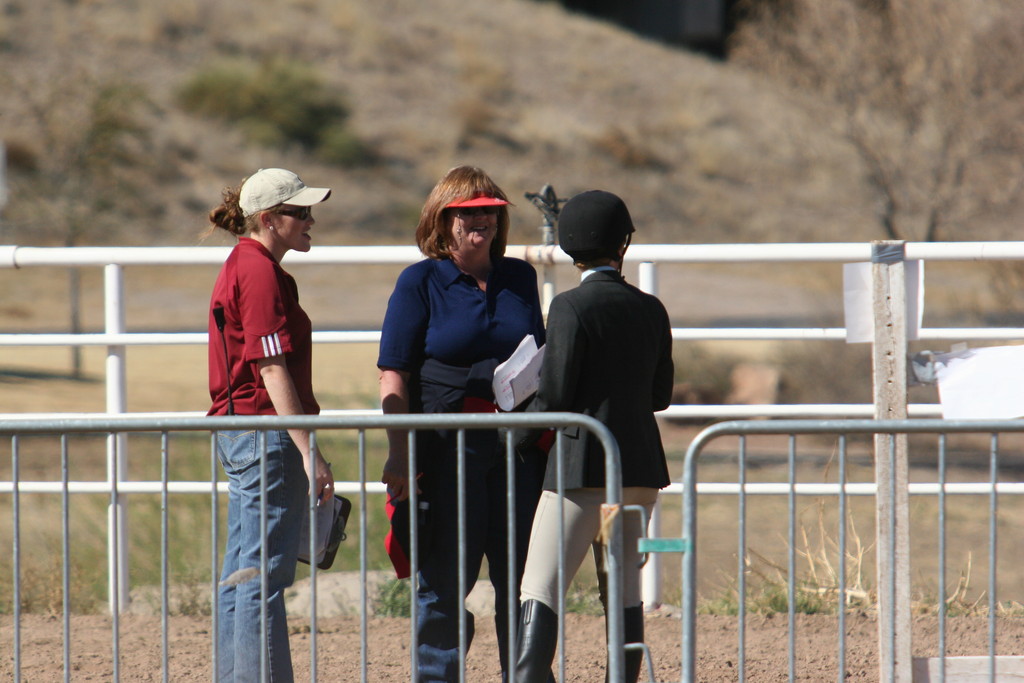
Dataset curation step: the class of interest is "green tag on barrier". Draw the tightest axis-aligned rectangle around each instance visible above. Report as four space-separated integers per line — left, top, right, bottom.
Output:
638 538 691 554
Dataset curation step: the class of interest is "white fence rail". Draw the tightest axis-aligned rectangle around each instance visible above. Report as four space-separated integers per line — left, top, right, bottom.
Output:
3 241 1024 611
5 240 1024 423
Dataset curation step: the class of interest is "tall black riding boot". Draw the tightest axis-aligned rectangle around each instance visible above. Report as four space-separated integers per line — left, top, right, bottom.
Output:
622 604 646 683
515 599 558 683
497 612 511 680
605 603 646 683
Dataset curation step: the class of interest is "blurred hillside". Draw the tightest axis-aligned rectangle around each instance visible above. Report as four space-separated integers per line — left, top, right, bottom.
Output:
0 0 873 248
1 0 1023 412
0 0 1021 251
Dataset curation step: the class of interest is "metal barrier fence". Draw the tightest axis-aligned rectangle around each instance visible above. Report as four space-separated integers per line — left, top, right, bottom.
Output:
678 418 1024 683
1 412 622 683
8 417 1024 681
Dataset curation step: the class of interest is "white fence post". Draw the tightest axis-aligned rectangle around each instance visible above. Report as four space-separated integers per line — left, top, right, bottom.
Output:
870 241 912 682
105 264 130 613
638 261 663 609
541 264 557 319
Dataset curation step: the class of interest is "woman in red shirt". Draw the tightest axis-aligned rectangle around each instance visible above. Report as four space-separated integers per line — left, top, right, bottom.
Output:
206 167 335 682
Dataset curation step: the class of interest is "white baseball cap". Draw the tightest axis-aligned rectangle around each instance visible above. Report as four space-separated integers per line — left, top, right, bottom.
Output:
239 168 332 217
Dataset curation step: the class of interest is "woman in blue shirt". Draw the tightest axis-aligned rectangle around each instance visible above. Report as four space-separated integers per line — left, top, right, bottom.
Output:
378 165 546 682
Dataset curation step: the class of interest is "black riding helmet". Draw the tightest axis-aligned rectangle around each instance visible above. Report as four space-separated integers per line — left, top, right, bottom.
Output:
557 190 635 262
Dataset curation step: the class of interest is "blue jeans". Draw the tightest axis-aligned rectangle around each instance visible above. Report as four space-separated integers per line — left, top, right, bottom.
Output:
415 434 546 682
215 429 307 683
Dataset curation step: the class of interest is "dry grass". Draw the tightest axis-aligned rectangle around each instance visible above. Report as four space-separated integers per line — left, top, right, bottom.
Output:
4 323 1024 616
691 483 1024 618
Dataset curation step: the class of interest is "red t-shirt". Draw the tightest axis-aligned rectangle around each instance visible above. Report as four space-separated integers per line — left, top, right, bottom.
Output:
207 238 320 416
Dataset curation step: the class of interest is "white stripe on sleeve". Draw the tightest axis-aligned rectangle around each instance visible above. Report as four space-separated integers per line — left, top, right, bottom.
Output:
260 333 283 357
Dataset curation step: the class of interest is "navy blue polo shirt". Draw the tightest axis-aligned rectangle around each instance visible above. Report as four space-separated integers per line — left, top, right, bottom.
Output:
377 256 545 372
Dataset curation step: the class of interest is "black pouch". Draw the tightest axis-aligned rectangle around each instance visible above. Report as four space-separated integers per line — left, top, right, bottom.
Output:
298 494 353 570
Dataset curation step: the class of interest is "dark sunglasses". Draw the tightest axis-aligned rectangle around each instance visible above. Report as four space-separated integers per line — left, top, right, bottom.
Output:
276 206 312 220
454 206 499 218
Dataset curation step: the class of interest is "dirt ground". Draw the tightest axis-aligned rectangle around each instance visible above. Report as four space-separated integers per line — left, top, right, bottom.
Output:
5 609 1024 681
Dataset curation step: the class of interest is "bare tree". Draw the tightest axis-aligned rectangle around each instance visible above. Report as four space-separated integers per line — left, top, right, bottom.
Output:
732 0 1024 242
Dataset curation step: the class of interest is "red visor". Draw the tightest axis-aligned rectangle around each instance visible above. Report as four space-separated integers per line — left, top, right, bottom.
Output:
446 193 510 208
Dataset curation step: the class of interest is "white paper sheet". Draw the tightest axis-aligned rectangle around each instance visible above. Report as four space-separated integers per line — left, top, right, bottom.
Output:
492 334 545 412
935 345 1024 420
843 260 924 343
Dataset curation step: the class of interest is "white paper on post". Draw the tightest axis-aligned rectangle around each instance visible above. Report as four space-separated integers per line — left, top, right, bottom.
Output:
934 345 1024 420
843 260 924 343
492 334 546 412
